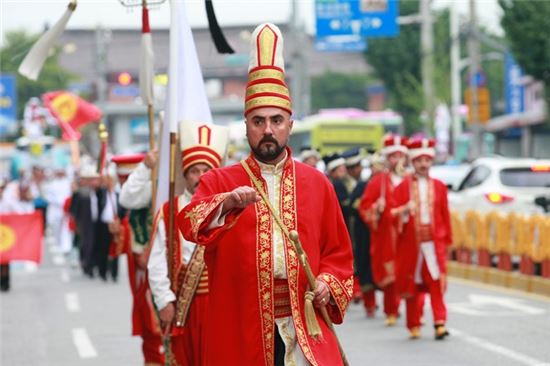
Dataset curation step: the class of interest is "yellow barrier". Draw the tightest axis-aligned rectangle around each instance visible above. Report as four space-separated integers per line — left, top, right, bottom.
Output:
463 210 487 251
450 211 464 250
542 218 550 261
451 210 550 263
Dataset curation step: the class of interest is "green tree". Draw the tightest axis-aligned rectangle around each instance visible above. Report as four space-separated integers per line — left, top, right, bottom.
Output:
311 71 371 112
365 0 424 134
499 0 550 101
0 31 76 119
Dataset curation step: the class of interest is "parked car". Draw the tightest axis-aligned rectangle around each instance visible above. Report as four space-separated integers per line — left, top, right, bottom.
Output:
448 156 550 215
430 163 471 191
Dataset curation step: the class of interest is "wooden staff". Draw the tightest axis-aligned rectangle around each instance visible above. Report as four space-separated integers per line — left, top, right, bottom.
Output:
166 131 177 286
241 161 349 365
289 230 349 366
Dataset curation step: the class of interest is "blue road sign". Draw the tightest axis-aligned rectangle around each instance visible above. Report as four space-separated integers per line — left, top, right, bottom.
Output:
504 53 525 114
0 74 18 135
315 35 368 52
316 0 399 38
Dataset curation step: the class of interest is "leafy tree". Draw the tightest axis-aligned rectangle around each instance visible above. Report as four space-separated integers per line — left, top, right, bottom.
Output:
0 31 76 119
365 0 424 134
311 71 371 112
499 0 550 101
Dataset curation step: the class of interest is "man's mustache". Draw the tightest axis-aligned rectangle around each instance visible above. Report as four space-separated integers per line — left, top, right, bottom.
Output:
259 136 279 146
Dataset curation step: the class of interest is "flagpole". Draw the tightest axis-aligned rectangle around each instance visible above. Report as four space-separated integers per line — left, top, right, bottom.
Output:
167 0 178 295
148 104 158 211
142 0 158 212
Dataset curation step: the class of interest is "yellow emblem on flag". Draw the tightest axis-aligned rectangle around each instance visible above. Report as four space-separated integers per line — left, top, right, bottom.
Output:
0 224 16 252
51 93 78 123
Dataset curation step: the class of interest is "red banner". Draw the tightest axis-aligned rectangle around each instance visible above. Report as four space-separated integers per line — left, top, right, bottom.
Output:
0 212 43 264
42 91 102 141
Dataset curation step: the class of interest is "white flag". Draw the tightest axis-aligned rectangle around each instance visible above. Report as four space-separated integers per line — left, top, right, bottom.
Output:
18 1 76 80
155 0 213 211
139 4 154 105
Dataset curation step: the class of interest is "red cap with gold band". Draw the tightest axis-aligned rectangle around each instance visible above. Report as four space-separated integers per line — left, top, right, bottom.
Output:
179 123 229 173
407 138 436 161
244 23 292 116
381 134 408 156
111 153 145 178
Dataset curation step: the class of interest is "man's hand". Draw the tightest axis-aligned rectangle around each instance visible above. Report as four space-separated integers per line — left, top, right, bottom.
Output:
144 149 159 169
221 186 261 214
134 252 148 270
376 197 386 213
313 279 331 309
159 302 175 336
108 218 121 235
440 274 447 293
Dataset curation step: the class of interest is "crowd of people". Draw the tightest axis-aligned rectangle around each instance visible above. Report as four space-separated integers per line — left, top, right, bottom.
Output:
1 22 453 366
322 135 453 341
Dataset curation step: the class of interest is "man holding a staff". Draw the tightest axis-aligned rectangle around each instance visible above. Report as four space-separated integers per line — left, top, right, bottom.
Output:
178 23 353 366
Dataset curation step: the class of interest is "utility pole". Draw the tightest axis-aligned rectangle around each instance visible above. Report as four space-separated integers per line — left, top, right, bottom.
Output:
289 0 310 118
95 26 110 105
468 0 482 158
420 0 435 132
450 1 461 155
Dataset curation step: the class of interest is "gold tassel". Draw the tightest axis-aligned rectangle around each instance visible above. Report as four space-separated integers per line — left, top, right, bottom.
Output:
304 291 322 340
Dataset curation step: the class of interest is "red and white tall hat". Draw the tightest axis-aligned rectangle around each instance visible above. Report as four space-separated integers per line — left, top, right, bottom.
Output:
111 153 145 179
244 23 292 116
381 134 408 156
179 123 229 172
407 138 436 161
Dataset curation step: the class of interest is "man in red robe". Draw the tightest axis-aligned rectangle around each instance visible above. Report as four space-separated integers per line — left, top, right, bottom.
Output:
111 153 164 365
392 138 452 340
359 135 407 325
177 23 353 366
148 123 228 366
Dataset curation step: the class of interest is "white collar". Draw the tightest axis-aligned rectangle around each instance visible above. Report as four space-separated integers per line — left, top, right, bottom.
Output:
254 150 288 175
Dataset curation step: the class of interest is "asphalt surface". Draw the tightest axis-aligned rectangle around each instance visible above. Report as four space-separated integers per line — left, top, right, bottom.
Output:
2 244 550 366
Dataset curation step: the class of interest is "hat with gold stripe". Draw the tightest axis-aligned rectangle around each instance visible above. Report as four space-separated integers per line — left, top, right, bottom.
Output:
244 23 292 116
180 123 229 173
111 153 145 178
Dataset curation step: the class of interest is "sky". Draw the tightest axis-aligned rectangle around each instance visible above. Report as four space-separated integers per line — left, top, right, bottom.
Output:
1 0 503 45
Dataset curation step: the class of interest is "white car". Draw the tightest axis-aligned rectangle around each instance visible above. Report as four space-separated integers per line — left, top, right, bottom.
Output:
448 156 550 215
430 163 471 191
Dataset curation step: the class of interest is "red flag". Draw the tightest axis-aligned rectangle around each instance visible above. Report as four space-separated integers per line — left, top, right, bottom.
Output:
43 91 102 141
0 212 43 264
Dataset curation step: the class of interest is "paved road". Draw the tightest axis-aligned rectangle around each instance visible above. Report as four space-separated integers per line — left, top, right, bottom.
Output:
339 278 550 365
2 247 550 365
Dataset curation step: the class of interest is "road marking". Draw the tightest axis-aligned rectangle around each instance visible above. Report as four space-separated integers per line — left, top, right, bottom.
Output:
449 294 546 316
469 294 545 315
65 292 80 313
61 269 70 283
72 328 98 359
451 328 550 366
449 277 550 304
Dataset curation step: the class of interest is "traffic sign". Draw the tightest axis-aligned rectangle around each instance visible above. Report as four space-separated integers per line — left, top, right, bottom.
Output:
0 74 18 136
464 87 491 123
504 52 525 114
315 35 368 52
315 0 399 38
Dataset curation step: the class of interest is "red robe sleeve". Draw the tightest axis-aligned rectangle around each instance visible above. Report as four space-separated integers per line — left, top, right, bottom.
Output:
359 173 382 229
177 170 243 247
434 180 453 274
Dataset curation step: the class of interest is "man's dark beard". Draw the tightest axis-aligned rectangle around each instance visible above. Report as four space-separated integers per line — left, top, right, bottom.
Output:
251 136 285 163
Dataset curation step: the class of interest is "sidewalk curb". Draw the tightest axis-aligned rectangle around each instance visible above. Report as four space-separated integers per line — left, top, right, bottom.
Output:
448 262 550 298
